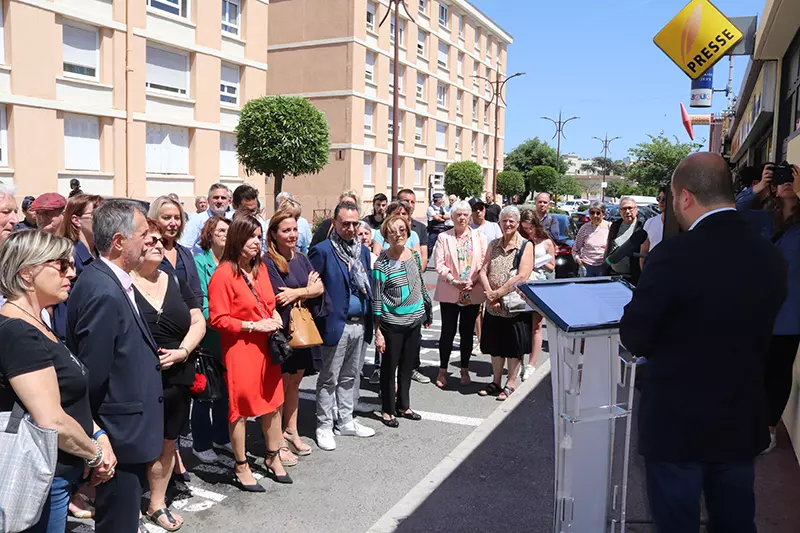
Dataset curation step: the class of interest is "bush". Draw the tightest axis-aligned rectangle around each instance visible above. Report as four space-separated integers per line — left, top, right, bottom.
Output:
496 170 525 199
444 161 484 199
527 166 559 196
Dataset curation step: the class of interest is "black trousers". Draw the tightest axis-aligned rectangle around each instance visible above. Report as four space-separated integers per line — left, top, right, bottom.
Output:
438 303 481 369
380 323 421 415
94 462 146 533
765 334 800 427
645 458 756 533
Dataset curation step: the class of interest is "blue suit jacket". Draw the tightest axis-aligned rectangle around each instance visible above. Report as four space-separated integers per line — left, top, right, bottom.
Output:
308 240 374 347
66 259 164 464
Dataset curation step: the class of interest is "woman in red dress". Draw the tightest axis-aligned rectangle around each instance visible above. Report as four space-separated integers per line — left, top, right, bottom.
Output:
208 214 291 491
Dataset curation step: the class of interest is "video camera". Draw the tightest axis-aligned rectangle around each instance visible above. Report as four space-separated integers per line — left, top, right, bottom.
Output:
772 161 795 186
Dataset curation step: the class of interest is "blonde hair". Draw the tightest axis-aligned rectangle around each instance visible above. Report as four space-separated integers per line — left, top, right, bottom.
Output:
148 195 186 240
0 230 73 298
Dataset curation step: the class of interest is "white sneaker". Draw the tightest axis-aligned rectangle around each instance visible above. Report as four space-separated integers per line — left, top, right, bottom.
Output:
192 448 219 464
521 365 535 382
335 420 376 438
213 442 233 453
411 369 431 384
316 428 336 451
761 432 777 455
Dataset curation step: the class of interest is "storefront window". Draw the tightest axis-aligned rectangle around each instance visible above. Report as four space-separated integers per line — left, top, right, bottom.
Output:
778 30 800 160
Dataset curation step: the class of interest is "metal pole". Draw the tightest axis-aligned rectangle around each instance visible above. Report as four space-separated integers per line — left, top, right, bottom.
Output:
592 134 620 203
542 110 579 187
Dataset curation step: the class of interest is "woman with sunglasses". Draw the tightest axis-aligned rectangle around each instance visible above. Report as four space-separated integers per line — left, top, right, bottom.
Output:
132 220 205 531
573 201 611 277
0 230 117 533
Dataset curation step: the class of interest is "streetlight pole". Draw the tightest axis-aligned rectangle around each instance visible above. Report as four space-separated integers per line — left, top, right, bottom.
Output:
592 134 621 203
541 110 579 175
379 0 414 199
472 72 525 198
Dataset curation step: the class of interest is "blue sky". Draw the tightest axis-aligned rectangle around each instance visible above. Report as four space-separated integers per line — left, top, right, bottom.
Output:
469 0 763 160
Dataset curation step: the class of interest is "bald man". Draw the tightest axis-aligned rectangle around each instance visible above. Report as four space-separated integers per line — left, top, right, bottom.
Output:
620 153 788 533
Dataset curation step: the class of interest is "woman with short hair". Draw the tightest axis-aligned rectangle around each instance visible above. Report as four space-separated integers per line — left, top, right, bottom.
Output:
573 201 611 277
0 230 117 533
371 200 422 256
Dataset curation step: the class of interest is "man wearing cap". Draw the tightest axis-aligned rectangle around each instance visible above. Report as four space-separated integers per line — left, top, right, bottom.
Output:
13 195 36 231
426 193 448 256
31 192 67 234
469 197 502 242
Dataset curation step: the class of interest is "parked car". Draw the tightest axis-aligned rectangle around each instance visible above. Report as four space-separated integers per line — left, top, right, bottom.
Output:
550 213 578 279
573 203 660 230
559 200 587 214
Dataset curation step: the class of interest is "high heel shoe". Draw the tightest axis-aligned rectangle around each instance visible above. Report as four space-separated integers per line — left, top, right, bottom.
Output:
264 450 293 484
231 459 266 493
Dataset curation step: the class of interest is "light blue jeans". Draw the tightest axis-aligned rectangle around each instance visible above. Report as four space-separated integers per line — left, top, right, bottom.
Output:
27 465 83 533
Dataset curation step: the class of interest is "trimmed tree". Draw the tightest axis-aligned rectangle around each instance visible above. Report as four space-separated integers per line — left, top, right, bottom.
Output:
496 170 525 201
444 161 484 199
236 96 330 198
527 165 559 197
554 174 583 200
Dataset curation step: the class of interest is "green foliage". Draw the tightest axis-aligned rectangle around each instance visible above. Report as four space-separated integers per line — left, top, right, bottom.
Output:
627 133 702 190
604 180 639 199
592 157 628 177
527 166 559 196
496 170 525 199
504 138 565 200
554 174 582 199
236 96 330 197
444 161 484 199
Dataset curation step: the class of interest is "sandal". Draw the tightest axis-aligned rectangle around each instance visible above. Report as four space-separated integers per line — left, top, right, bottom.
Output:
381 416 399 428
147 508 183 532
264 450 293 484
68 493 95 519
497 385 516 401
478 382 502 397
284 431 312 456
279 441 298 467
435 371 448 389
396 409 422 421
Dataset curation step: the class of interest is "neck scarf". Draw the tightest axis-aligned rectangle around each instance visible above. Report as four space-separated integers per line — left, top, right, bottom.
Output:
330 230 372 299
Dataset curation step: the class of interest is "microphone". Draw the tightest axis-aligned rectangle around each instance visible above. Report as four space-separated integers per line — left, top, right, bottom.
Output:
606 229 648 265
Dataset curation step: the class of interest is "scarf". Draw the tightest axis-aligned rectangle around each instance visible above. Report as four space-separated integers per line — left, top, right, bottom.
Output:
330 230 372 299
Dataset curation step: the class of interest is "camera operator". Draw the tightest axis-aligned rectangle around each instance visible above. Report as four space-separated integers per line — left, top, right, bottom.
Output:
736 161 800 453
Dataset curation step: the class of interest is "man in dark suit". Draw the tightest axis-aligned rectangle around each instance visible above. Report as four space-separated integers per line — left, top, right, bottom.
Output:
67 199 164 533
620 153 788 533
309 201 375 451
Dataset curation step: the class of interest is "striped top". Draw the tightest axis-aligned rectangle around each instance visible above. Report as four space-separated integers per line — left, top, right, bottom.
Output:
372 253 426 327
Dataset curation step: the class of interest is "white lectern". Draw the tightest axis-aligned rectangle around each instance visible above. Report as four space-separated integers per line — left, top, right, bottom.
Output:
517 278 637 533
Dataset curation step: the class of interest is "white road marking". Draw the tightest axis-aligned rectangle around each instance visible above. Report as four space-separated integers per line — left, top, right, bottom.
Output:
187 485 228 503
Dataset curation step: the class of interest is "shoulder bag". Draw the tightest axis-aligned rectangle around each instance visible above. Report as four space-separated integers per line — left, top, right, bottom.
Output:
288 303 323 349
241 272 294 366
411 251 433 327
192 347 226 402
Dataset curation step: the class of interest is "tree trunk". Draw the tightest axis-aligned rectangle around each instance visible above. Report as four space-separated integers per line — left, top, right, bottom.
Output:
272 171 284 212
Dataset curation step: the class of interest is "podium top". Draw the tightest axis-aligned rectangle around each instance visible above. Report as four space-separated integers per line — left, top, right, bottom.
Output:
516 277 634 333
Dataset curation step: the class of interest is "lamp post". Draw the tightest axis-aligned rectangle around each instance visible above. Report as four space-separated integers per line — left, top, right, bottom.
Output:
592 134 621 203
541 110 579 174
471 71 525 198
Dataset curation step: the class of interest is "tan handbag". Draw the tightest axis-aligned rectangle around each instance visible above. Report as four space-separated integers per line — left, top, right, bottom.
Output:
288 303 323 348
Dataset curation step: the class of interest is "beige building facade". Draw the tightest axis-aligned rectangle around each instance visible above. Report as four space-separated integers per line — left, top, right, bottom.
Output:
267 0 512 217
0 0 268 203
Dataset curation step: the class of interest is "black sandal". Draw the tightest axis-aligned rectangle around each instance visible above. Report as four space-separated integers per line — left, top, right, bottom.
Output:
264 450 293 484
381 416 400 428
232 459 266 493
396 410 422 421
478 382 502 397
146 508 183 532
497 385 516 401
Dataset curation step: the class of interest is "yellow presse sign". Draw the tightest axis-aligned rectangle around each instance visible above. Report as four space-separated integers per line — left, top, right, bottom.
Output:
653 0 743 80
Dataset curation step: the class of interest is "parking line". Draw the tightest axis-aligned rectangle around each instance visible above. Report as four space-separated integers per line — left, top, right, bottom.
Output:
187 485 227 503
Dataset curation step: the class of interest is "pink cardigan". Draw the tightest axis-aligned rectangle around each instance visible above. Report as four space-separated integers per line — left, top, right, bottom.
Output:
434 228 489 304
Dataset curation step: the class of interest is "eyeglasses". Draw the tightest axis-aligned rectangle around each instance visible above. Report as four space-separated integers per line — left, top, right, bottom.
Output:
43 258 75 275
620 206 636 211
338 221 360 228
389 227 408 236
589 210 603 216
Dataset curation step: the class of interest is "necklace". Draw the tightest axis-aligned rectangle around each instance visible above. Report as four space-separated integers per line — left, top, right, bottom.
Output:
7 302 50 331
132 273 165 320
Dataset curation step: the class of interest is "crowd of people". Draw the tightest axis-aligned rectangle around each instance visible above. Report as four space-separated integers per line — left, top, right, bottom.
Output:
0 155 798 533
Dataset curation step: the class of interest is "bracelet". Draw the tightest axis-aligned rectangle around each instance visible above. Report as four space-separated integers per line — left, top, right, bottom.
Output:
85 439 104 468
178 346 190 357
92 429 107 440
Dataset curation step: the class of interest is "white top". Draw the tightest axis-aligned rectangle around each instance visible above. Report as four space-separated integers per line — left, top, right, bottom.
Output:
643 215 664 251
470 221 502 243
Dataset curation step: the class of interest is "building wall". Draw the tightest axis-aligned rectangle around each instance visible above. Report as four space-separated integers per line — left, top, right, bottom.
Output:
0 0 269 207
267 0 512 217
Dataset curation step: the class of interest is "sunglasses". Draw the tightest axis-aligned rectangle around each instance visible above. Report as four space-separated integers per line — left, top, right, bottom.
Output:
589 210 603 216
338 221 360 228
44 258 75 275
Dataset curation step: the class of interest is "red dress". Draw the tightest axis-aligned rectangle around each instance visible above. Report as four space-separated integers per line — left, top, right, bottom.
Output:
208 262 284 422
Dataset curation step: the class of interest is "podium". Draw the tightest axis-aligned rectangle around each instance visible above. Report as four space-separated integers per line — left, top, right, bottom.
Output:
517 278 637 533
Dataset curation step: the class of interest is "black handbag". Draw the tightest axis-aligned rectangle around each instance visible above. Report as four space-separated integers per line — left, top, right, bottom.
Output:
193 348 226 402
268 330 293 366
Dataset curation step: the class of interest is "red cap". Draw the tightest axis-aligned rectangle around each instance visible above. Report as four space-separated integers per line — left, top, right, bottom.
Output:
30 193 67 211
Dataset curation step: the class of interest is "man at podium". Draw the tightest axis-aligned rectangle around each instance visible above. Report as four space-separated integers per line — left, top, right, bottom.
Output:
619 153 788 533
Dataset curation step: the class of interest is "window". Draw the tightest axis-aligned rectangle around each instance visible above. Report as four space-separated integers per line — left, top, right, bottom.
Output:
364 153 373 184
146 123 189 174
0 8 4 64
62 23 99 81
484 103 490 125
472 98 478 120
457 52 463 76
485 77 491 95
458 15 464 38
474 26 480 51
436 121 446 147
438 3 448 28
437 42 448 69
0 106 6 166
366 2 376 32
456 90 462 114
147 0 189 18
419 0 427 14
389 61 404 93
364 101 374 132
387 156 401 185
222 0 240 35
455 127 462 151
416 73 425 99
471 132 477 152
388 107 402 138
415 116 424 143
414 159 423 185
220 133 238 177
220 62 239 105
390 15 404 46
473 62 478 87
483 136 488 157
487 39 493 61
436 83 447 107
64 114 100 171
365 51 375 82
146 45 189 97
417 30 426 58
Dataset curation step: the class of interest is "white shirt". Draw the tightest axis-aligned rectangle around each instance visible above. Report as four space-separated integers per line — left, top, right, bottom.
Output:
100 257 139 314
688 208 736 231
643 215 664 251
470 221 502 243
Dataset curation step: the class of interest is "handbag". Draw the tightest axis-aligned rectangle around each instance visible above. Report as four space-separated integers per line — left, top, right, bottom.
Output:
0 402 58 533
193 348 227 402
411 251 433 327
501 240 529 315
288 304 323 349
268 330 293 366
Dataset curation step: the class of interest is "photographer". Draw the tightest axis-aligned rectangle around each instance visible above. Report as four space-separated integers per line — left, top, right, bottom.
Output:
737 162 800 453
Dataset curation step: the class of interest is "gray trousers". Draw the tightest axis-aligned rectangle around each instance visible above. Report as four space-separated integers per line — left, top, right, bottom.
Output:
316 322 365 429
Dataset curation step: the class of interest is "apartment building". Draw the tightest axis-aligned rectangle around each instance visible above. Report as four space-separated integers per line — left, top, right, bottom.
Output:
0 0 267 202
268 0 512 215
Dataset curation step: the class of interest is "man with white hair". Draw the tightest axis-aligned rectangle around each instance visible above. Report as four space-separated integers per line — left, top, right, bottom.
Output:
0 182 19 244
194 195 208 214
180 183 233 255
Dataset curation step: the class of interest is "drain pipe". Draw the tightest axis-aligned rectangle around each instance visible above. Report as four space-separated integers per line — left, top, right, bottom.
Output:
125 0 134 198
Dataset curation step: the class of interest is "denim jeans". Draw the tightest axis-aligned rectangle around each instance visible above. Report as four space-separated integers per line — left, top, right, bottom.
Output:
583 264 605 277
191 398 231 452
26 465 83 533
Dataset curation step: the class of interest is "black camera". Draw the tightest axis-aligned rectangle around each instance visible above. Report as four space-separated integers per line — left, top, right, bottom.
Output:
772 161 795 186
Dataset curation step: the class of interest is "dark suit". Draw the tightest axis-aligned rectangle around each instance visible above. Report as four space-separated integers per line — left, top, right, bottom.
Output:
66 259 164 533
620 210 787 533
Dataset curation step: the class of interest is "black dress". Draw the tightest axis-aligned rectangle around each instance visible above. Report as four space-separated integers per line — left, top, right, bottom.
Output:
134 274 199 440
264 253 322 375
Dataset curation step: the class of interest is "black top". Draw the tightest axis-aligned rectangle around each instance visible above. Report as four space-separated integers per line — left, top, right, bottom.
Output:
159 243 203 309
0 316 93 474
264 252 323 335
620 210 788 462
134 274 199 387
485 203 501 223
410 219 428 247
364 214 383 231
311 218 334 248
